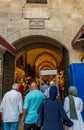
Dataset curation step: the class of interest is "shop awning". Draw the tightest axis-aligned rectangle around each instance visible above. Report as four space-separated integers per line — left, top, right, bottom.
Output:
0 36 16 55
72 25 84 50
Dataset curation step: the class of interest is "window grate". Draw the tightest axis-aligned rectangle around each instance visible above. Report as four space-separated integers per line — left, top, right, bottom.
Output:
26 0 47 4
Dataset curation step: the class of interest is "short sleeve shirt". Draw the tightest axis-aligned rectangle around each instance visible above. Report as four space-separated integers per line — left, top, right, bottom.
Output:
23 89 45 124
0 90 23 122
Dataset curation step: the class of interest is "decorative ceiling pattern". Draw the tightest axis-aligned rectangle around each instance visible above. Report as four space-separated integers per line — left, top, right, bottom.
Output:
15 35 65 81
26 48 62 79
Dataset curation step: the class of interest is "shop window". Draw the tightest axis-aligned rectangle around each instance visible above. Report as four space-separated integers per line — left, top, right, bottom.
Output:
26 0 47 4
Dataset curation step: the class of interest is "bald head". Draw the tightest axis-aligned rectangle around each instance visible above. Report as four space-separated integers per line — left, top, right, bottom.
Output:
30 82 37 90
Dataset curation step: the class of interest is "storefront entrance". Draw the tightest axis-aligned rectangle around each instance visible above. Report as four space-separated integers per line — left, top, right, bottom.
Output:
13 35 69 99
2 35 69 100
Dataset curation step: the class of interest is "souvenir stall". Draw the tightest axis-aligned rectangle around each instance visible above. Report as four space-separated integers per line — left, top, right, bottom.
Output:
58 71 65 101
15 67 32 95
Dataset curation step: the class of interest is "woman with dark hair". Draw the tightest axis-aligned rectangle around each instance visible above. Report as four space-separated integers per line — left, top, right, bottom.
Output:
64 86 84 130
38 86 73 130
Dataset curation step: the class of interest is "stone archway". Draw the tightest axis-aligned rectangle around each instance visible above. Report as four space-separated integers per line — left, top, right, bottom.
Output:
12 35 69 95
6 29 68 49
13 35 63 58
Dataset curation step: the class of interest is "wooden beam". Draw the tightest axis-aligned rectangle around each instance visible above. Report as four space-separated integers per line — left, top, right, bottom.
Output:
0 36 16 55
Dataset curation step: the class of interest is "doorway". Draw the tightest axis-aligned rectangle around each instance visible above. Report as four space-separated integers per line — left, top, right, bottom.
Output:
2 35 69 100
13 35 69 99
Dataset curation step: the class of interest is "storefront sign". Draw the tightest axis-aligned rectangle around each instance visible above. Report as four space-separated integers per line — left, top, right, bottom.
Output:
40 70 57 75
29 19 45 29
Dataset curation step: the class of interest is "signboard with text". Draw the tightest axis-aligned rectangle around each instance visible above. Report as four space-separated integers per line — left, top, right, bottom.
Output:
40 70 58 75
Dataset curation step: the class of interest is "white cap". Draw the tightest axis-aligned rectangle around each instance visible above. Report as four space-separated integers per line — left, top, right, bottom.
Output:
50 81 54 86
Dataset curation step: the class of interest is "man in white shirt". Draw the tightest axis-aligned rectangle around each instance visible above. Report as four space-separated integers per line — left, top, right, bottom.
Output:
44 81 60 98
0 83 23 130
44 80 55 98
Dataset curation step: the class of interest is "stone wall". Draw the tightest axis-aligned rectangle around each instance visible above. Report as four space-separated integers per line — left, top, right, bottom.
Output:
0 0 84 63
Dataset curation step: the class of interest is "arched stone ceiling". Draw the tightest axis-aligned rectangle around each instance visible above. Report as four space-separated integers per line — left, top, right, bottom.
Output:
35 60 56 77
34 51 57 66
39 65 54 70
34 53 57 67
37 61 56 70
13 35 63 59
26 48 62 72
30 50 59 78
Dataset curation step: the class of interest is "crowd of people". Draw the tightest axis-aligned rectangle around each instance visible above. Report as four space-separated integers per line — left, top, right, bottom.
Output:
0 79 84 130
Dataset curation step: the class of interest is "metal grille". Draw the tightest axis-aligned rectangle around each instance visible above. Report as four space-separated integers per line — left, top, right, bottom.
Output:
2 51 15 94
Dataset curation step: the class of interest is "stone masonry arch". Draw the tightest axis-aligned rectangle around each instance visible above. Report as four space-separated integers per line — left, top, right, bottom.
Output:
5 29 69 51
9 32 69 95
2 29 70 95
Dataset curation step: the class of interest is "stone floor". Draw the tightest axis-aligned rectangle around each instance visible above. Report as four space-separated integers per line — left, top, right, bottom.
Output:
19 123 23 130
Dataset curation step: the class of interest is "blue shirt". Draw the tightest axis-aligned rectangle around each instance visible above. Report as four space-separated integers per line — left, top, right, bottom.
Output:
23 89 45 124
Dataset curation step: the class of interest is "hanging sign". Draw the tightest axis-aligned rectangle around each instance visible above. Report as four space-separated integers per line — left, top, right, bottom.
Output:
40 70 57 76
